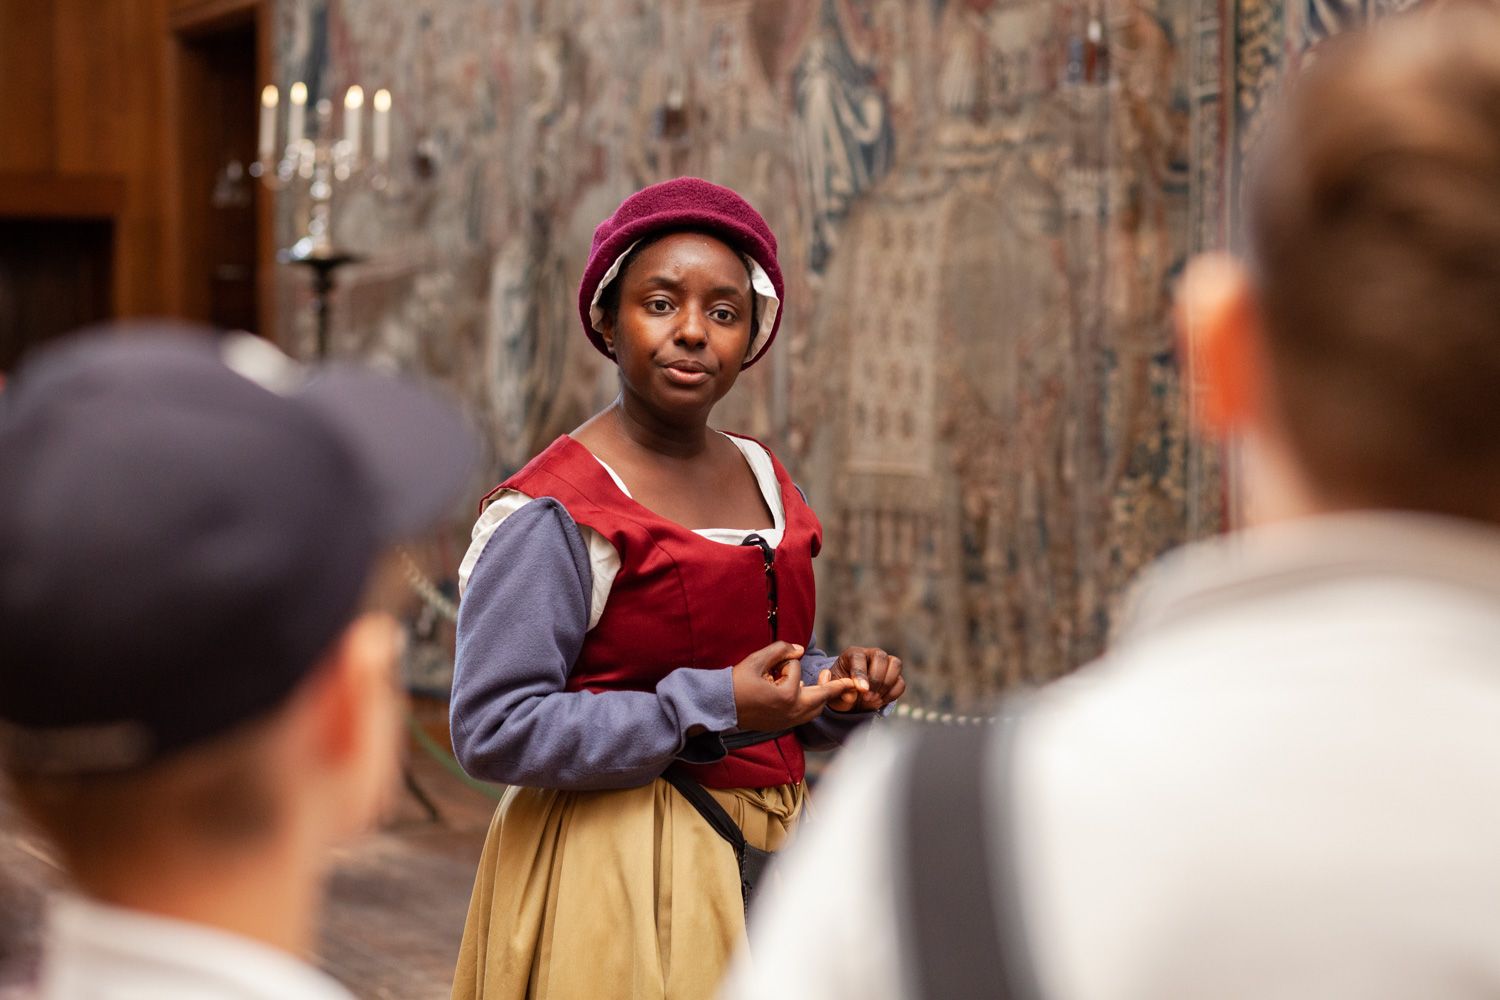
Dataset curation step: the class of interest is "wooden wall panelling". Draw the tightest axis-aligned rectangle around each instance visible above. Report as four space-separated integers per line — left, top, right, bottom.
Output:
52 0 167 317
0 218 115 370
0 0 273 329
0 175 125 218
166 17 212 323
0 1 58 173
165 0 274 338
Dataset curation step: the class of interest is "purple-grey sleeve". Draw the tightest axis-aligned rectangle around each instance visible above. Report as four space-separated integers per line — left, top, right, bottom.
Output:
450 497 740 790
793 639 882 750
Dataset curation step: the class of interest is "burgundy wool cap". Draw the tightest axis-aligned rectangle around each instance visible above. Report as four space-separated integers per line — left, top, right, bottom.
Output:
578 177 785 369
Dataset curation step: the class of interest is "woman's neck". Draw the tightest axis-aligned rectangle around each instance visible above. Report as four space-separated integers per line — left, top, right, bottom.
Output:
609 394 712 461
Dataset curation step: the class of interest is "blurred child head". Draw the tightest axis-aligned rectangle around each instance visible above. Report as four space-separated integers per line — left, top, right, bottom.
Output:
0 328 474 948
3 564 408 900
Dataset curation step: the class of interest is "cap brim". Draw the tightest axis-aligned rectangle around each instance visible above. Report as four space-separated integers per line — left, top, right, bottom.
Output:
298 368 478 539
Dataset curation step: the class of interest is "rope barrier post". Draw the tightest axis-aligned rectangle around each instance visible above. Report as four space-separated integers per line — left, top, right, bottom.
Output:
403 768 443 823
404 713 509 802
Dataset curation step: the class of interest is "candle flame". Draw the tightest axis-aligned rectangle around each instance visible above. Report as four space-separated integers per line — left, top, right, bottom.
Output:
290 81 308 105
345 85 364 109
261 84 279 107
373 89 392 112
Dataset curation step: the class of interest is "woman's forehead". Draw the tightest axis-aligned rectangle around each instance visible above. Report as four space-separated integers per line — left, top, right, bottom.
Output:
627 232 750 290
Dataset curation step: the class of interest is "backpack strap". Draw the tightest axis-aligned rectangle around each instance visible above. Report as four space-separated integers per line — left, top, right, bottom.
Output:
900 710 1041 1000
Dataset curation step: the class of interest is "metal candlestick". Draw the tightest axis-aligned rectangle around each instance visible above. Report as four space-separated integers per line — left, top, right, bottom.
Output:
253 84 390 359
276 248 361 359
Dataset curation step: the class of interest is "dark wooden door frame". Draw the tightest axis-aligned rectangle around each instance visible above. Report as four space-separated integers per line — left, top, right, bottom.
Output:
164 0 275 341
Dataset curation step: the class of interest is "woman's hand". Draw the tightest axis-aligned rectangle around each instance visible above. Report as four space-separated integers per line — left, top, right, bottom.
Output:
821 647 905 713
732 641 859 732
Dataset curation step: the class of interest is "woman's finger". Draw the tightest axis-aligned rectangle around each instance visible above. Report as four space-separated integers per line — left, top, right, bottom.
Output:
821 665 859 712
776 657 804 690
878 656 902 696
867 649 891 692
797 676 856 716
840 648 871 691
749 641 803 678
773 641 805 660
886 675 906 703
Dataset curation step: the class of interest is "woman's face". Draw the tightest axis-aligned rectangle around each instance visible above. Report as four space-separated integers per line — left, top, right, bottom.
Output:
600 232 754 425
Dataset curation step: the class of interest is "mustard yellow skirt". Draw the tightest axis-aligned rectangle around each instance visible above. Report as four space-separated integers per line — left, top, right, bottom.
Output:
451 778 805 1000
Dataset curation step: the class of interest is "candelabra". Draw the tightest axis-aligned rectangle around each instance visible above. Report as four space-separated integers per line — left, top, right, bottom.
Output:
251 81 393 357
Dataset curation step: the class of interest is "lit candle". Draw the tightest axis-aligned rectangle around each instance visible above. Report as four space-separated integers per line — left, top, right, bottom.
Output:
343 85 364 160
372 88 391 164
258 85 279 162
287 81 308 146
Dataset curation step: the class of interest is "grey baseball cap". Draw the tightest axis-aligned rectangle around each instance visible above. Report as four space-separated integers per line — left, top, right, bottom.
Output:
0 325 478 774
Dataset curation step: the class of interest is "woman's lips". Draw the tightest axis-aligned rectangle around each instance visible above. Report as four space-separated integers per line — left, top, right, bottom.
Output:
663 364 711 386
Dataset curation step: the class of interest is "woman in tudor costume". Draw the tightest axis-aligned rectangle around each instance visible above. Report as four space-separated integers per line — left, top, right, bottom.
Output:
448 178 905 1000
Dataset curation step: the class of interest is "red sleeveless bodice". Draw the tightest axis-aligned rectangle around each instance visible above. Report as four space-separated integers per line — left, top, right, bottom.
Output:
487 434 821 789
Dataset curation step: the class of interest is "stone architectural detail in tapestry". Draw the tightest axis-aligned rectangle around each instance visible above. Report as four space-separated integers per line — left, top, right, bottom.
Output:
275 0 1218 712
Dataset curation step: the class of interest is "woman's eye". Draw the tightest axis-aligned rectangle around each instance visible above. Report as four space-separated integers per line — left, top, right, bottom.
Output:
712 309 735 323
646 300 672 313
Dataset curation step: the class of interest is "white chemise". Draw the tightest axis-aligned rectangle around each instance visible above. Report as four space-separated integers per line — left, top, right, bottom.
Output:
457 434 786 630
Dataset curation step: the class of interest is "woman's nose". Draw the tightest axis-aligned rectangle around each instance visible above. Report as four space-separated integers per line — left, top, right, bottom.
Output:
674 307 709 347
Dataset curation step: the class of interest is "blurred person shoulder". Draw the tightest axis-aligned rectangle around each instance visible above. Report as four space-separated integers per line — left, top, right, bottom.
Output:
729 510 1500 1000
37 895 353 1000
1016 512 1500 1000
721 724 912 1000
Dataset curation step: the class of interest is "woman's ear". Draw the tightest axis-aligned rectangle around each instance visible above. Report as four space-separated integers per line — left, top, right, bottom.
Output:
599 313 617 358
1176 254 1266 438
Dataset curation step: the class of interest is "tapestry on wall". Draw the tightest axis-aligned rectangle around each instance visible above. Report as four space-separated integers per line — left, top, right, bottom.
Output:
277 0 1219 712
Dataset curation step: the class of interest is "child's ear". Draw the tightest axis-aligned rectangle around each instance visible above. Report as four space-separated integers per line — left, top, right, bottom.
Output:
1176 254 1266 437
304 613 402 775
310 613 404 840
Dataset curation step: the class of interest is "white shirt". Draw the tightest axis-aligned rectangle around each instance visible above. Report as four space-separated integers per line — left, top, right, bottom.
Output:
36 895 354 1000
458 434 786 629
725 511 1500 1000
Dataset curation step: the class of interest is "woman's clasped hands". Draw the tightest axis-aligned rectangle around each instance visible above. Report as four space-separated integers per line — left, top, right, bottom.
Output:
820 646 905 713
731 641 904 732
